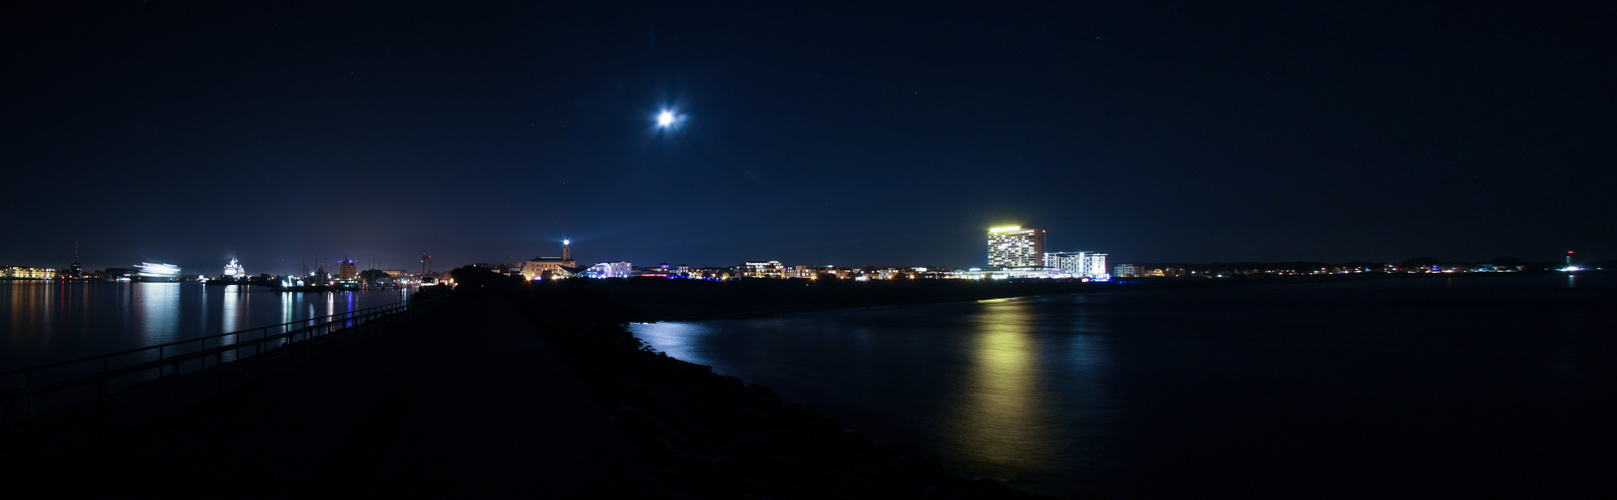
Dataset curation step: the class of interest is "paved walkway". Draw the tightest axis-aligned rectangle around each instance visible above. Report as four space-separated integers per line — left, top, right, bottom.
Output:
2 293 666 498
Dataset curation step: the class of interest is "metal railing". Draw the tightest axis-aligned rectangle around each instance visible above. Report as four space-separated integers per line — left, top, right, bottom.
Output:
0 294 447 445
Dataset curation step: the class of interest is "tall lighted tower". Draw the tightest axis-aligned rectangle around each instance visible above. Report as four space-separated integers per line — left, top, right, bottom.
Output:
988 226 1046 268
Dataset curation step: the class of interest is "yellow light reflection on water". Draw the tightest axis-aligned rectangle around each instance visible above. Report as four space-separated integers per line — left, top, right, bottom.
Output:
946 298 1056 480
6 282 54 352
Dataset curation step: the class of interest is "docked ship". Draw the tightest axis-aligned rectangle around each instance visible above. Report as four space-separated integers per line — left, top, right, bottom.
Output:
134 262 182 282
206 259 249 285
223 258 245 279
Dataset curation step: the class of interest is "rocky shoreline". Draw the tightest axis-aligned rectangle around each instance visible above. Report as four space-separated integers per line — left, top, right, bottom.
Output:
494 282 1064 499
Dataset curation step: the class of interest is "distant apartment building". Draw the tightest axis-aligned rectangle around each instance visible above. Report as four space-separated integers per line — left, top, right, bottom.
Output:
871 266 912 280
2 266 57 279
1113 264 1143 278
1045 252 1082 276
1080 252 1108 278
910 266 954 279
338 259 358 280
738 261 786 278
637 263 691 278
988 226 1046 268
787 265 816 279
687 267 734 280
817 266 854 280
1045 251 1109 279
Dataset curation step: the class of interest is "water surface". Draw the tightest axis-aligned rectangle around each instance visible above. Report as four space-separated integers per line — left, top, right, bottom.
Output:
2 281 410 369
632 274 1615 498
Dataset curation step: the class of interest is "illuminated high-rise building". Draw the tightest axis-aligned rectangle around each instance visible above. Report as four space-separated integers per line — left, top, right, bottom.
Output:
1079 252 1108 278
1045 251 1082 276
987 226 1046 268
338 259 358 280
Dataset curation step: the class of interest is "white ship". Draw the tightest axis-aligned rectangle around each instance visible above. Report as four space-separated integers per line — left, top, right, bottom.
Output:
223 259 245 278
134 262 182 282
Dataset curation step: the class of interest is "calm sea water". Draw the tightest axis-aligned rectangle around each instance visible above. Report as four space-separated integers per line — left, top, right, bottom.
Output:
1 281 411 369
632 274 1616 498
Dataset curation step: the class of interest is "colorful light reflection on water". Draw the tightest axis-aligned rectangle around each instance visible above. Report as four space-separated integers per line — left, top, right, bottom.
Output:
1 281 410 369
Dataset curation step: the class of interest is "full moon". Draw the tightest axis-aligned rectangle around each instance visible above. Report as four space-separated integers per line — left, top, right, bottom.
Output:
657 111 675 128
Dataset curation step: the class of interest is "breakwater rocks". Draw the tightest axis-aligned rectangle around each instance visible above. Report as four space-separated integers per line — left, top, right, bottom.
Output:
502 285 1059 499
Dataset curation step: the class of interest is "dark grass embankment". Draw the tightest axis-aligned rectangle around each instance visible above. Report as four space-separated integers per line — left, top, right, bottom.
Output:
494 280 1077 499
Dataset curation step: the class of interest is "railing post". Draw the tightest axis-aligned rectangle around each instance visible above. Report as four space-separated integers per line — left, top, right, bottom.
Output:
216 352 224 396
96 379 107 444
171 362 180 409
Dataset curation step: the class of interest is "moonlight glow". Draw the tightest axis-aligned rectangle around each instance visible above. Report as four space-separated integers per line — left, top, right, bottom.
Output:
654 108 685 131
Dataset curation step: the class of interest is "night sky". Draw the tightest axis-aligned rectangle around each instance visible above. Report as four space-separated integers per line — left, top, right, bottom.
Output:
5 1 1613 274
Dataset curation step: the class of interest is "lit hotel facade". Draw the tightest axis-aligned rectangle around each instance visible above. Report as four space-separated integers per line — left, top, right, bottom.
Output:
1046 251 1109 279
987 226 1046 268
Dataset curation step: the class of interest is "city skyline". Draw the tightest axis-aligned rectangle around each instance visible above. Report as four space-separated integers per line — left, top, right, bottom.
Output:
0 221 1605 274
5 2 1611 269
4 232 1599 278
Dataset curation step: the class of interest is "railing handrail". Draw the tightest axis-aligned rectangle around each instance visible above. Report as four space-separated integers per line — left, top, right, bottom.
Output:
0 296 429 379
